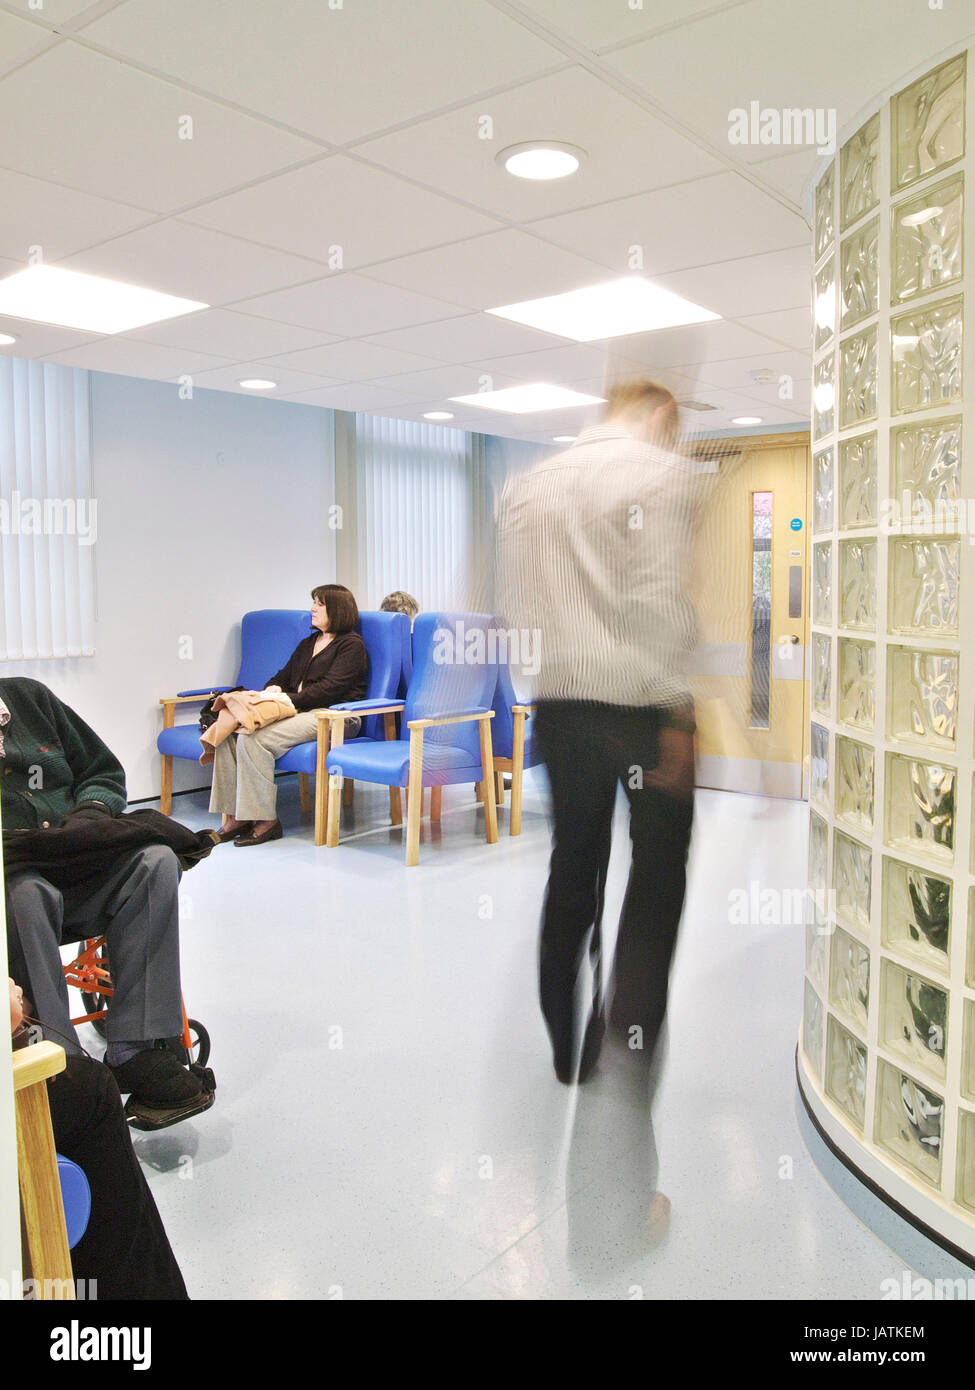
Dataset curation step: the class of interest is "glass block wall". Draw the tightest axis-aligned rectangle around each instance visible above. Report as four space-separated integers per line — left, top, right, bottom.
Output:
800 49 975 1255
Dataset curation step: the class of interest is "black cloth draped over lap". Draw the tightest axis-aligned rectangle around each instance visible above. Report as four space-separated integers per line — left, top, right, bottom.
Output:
2 809 219 888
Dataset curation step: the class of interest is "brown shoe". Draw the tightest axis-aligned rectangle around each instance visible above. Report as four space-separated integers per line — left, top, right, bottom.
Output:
216 819 252 843
234 819 283 846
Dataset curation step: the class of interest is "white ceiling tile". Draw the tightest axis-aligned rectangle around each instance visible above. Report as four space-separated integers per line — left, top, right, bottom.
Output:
366 229 611 310
737 306 813 353
277 383 422 414
266 339 446 382
473 342 626 383
186 156 501 268
1 0 115 28
41 338 231 378
603 0 975 166
79 0 566 143
693 349 810 392
752 148 822 204
0 167 152 261
0 316 100 358
528 172 809 277
127 309 335 360
510 0 742 50
232 273 470 338
188 361 344 395
619 319 791 370
363 312 563 362
0 8 54 68
0 44 320 211
650 245 812 319
357 363 524 402
356 67 721 221
60 219 325 305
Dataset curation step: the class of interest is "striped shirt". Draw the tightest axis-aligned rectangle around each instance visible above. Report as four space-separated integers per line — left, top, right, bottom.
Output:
496 424 700 708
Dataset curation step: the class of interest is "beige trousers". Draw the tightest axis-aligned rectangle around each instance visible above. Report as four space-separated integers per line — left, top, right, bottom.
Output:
208 711 361 821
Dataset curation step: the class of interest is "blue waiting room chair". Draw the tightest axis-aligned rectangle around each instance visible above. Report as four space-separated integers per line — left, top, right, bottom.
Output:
276 609 410 843
317 611 500 866
157 609 313 815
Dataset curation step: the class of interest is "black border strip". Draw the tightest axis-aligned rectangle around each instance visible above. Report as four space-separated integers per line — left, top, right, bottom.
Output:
795 1046 975 1272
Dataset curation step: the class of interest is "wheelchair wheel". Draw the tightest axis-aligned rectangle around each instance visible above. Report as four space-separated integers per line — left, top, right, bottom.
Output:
79 990 109 1038
165 1020 210 1068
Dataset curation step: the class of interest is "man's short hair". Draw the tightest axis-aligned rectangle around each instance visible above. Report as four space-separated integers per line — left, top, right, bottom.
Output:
380 591 419 619
603 379 677 422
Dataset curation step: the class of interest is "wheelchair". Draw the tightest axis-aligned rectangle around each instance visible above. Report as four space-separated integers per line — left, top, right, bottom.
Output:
64 937 216 1131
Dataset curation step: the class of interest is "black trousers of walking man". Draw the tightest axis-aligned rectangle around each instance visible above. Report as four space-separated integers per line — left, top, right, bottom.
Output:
533 701 694 1081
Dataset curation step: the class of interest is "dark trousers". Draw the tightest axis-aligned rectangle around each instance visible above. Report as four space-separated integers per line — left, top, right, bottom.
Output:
46 1055 188 1300
5 846 184 1054
533 701 694 1075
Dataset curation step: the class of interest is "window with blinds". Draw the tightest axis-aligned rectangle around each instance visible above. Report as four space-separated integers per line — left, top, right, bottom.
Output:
0 358 95 660
354 413 486 611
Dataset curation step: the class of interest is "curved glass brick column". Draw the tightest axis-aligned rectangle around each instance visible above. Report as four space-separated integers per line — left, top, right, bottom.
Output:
799 49 975 1258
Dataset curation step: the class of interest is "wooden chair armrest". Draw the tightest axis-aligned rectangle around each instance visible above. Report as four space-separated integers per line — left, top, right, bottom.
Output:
408 711 495 731
511 704 535 716
159 694 213 707
12 1041 66 1092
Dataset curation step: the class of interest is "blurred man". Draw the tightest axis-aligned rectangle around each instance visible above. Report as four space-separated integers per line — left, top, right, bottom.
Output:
497 381 699 1085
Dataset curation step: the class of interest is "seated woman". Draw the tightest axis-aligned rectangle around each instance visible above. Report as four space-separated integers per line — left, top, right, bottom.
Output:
211 584 367 846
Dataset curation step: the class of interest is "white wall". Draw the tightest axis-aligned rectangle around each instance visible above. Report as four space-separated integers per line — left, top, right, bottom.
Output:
0 371 336 802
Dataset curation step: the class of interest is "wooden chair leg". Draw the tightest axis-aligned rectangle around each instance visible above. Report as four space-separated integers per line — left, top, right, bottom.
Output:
160 754 173 817
326 722 345 848
494 771 505 805
511 712 526 837
478 718 498 846
389 786 403 826
298 772 312 817
315 719 331 846
343 778 354 808
430 785 442 822
406 730 424 867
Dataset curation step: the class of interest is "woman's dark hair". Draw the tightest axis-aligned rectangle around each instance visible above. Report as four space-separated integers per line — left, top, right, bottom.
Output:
311 583 359 636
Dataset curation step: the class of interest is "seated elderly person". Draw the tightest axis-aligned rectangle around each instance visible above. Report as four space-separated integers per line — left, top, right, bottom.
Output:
0 677 204 1112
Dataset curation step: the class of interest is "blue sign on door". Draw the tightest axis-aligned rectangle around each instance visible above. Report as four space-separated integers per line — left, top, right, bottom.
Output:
790 517 803 531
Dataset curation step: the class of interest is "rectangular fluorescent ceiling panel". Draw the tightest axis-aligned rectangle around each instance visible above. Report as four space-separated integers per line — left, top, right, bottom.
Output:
449 383 605 414
486 277 720 341
0 265 208 334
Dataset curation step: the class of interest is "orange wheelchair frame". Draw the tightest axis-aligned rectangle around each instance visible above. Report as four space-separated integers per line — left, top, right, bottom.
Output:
64 936 211 1068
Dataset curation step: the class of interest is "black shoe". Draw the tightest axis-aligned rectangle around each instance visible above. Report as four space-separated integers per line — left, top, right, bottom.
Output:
234 819 283 846
110 1043 204 1107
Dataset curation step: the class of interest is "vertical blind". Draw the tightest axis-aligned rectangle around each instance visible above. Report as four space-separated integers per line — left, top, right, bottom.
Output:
354 413 487 611
0 358 95 660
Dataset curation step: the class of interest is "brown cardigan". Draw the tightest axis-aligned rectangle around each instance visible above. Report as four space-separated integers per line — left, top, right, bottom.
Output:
266 631 368 713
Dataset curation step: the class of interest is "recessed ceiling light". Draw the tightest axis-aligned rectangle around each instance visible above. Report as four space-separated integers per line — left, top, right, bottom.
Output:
552 435 577 442
732 416 763 425
496 142 585 180
423 410 454 420
0 265 207 334
486 277 720 342
0 332 16 345
239 378 277 390
449 383 605 415
901 205 943 228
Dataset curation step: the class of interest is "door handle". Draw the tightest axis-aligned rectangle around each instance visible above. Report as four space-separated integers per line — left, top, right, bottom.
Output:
778 634 800 644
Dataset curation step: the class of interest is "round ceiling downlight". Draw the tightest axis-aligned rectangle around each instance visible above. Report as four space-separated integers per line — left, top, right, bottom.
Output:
496 142 586 180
